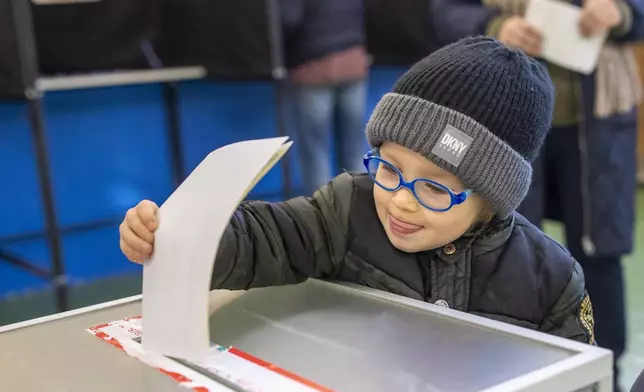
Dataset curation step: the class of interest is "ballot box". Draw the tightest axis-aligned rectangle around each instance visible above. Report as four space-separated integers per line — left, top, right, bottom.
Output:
0 279 612 392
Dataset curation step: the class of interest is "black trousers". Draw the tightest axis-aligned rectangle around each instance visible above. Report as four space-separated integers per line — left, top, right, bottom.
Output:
517 126 627 388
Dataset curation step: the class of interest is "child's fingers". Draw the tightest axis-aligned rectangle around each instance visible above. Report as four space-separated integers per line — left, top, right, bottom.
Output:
137 200 159 231
119 222 153 256
126 208 154 243
120 238 146 264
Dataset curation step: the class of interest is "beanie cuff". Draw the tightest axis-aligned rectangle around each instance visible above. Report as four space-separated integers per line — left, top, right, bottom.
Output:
366 93 532 217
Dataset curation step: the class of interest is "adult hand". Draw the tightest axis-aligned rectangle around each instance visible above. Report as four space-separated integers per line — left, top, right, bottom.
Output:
579 0 622 37
498 16 543 57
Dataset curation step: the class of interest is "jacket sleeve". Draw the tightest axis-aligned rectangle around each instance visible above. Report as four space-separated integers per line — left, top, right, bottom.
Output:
539 261 596 345
210 173 353 291
610 0 644 42
431 0 498 46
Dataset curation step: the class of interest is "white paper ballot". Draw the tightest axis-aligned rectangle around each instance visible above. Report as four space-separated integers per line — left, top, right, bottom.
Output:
142 136 292 362
525 0 607 75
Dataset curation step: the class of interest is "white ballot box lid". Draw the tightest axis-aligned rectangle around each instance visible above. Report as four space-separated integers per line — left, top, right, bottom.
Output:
0 279 612 392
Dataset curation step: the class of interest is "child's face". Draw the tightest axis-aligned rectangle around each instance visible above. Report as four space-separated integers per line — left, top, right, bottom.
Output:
373 142 489 253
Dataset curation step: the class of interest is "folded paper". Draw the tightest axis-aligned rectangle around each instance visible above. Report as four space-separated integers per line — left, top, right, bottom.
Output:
142 137 292 361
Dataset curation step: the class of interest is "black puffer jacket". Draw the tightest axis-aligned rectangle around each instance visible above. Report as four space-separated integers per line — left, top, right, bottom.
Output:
212 173 594 343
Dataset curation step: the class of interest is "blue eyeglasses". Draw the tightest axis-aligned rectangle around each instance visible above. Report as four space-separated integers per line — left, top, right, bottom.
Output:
363 150 471 212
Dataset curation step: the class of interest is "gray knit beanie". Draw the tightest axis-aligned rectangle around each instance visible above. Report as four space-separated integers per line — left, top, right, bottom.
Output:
366 36 555 218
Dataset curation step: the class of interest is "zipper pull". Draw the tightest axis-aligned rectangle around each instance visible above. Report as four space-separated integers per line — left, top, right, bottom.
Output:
582 236 596 256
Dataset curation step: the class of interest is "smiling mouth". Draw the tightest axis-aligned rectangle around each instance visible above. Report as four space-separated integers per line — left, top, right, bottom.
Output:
388 215 423 235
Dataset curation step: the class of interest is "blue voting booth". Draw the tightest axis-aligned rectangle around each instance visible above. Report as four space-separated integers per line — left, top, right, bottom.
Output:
0 0 412 306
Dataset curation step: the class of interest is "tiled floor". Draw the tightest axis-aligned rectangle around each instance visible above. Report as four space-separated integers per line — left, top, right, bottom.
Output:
1 192 643 390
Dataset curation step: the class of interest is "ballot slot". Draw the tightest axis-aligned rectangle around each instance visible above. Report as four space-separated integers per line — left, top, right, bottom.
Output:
169 358 249 392
125 320 330 391
132 335 240 391
129 337 249 392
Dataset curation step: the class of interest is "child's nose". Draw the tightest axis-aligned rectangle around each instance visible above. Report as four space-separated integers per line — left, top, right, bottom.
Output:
392 187 419 212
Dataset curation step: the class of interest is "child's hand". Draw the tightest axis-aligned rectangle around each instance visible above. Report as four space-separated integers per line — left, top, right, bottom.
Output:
119 200 159 264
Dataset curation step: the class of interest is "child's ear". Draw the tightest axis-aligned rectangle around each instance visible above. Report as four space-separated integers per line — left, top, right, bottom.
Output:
478 202 496 223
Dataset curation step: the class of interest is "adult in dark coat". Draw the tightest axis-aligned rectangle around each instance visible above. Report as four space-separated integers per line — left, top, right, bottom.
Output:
432 0 644 389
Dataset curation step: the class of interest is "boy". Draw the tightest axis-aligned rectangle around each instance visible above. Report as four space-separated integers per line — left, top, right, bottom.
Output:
119 36 594 344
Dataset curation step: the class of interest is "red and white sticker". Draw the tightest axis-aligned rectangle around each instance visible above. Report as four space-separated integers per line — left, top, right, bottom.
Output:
87 317 332 392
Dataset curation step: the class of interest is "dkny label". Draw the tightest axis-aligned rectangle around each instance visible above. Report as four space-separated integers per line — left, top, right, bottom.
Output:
431 125 472 167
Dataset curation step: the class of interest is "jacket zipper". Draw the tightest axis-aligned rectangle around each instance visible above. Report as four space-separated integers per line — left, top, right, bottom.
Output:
419 254 432 302
575 78 596 256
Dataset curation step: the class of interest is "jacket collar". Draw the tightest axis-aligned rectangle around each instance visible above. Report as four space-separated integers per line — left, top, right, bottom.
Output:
430 214 515 262
470 214 515 256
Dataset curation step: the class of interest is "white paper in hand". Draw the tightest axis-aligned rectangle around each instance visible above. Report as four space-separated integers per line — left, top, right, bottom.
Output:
142 137 292 362
525 0 607 74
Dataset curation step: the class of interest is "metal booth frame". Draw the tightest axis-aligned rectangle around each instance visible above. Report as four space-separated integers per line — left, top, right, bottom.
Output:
0 0 290 313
